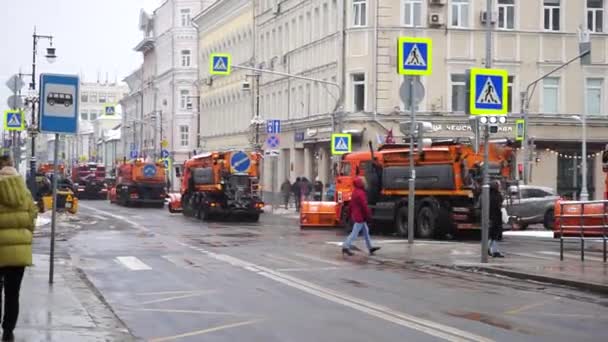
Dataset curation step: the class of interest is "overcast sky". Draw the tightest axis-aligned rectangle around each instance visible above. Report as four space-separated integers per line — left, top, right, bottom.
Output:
0 0 162 116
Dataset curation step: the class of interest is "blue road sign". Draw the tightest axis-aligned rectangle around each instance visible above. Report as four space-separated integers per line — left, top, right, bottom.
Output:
230 151 251 173
161 149 170 159
398 37 433 76
143 164 157 177
469 68 508 115
4 110 24 131
130 150 138 159
266 135 280 148
163 159 170 169
210 54 231 75
266 119 281 134
331 134 352 155
39 73 79 134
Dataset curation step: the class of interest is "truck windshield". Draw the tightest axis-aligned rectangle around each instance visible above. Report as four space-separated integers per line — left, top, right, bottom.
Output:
341 162 352 176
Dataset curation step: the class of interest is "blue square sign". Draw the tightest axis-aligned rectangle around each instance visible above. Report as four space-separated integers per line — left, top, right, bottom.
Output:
469 68 508 115
398 37 432 76
39 73 79 134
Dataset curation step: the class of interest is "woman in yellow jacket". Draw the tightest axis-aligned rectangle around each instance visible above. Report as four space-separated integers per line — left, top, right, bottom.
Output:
0 156 37 341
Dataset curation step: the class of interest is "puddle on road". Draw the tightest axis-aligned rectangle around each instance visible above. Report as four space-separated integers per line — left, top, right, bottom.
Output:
445 310 535 335
341 278 369 288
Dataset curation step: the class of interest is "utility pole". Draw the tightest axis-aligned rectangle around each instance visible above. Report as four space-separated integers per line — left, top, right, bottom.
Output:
480 0 493 263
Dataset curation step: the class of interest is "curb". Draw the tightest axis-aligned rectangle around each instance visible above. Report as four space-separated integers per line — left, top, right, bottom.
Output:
447 264 608 295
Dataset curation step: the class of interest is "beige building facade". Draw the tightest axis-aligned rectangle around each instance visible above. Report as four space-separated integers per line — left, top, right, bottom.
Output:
198 0 608 199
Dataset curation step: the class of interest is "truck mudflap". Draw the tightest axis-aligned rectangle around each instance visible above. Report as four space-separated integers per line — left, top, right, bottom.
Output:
554 199 608 237
300 201 342 228
167 193 182 213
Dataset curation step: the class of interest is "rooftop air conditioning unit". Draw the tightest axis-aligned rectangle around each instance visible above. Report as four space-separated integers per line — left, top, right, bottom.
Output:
428 13 445 27
480 11 498 25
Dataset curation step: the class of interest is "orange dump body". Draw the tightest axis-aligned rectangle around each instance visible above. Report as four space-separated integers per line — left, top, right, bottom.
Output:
300 201 343 228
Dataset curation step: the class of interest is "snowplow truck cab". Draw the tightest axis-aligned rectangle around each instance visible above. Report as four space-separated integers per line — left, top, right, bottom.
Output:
114 159 167 207
71 163 108 199
178 151 264 222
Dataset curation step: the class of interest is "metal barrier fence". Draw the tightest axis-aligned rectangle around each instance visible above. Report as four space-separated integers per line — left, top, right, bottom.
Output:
557 200 608 262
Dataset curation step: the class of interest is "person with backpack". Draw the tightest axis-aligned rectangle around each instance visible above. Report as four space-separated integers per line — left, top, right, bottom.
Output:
341 177 380 256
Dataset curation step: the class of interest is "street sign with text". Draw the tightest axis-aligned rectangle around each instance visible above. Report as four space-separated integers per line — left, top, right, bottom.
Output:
39 73 79 134
266 119 281 134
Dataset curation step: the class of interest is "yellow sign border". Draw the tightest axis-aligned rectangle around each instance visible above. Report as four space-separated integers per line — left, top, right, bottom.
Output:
397 37 433 76
515 119 525 142
103 104 117 116
331 133 352 155
469 68 509 115
4 110 25 131
209 53 232 76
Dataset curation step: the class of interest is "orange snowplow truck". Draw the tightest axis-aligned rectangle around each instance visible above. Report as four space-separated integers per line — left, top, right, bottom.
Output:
167 151 264 221
300 139 515 239
554 148 608 237
112 159 167 207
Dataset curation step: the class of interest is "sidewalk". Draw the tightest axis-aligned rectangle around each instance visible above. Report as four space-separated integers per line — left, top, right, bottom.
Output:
263 205 300 219
325 236 608 295
14 254 136 342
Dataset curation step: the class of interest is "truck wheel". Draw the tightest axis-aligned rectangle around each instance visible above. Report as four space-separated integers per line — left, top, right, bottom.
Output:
416 205 438 239
543 209 554 230
247 214 260 222
394 206 409 238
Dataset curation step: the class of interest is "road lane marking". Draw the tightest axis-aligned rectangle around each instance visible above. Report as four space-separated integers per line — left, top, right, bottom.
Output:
89 214 108 221
139 291 217 305
115 256 152 271
135 308 254 316
277 266 341 272
137 290 210 296
148 319 263 342
79 204 150 232
262 253 308 267
505 297 558 315
291 252 345 266
93 207 492 342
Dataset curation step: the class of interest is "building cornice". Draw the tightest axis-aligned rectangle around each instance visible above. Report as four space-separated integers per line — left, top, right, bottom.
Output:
193 0 250 32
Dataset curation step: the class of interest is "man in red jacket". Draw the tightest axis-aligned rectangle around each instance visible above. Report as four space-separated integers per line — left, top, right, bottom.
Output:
342 177 380 256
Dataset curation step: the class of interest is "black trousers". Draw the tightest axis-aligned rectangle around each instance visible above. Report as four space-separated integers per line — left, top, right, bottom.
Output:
490 214 503 241
0 267 25 333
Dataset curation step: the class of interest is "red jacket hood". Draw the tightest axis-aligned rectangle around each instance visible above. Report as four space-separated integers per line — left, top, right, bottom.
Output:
353 177 365 189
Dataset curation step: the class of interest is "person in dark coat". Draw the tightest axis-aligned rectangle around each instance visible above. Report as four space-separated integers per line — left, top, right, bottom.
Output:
300 177 312 201
341 177 380 256
292 177 302 212
280 179 292 209
313 177 323 201
489 180 504 258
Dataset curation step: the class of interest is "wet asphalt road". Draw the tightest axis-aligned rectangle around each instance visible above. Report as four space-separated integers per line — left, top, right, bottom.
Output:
62 201 608 342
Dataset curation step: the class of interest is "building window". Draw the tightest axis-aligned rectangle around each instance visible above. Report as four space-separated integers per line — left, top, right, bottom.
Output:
90 93 97 103
90 110 98 121
81 93 88 103
402 0 422 27
179 125 189 147
181 50 191 67
451 74 466 112
108 94 116 103
542 77 560 113
497 0 515 30
353 0 367 27
352 73 365 112
544 0 560 31
180 9 191 27
586 78 603 115
588 0 604 33
451 0 469 28
80 111 88 121
180 90 190 110
99 93 106 103
507 76 515 113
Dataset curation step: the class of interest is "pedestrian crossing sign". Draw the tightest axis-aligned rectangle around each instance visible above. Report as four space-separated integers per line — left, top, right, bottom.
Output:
515 119 525 142
331 133 352 155
3 110 25 131
397 37 432 76
209 53 231 75
469 68 508 115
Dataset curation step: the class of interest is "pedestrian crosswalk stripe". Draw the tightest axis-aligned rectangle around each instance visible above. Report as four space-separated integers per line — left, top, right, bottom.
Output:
214 57 227 71
7 114 20 127
404 44 426 67
476 77 501 104
116 256 152 271
335 138 348 151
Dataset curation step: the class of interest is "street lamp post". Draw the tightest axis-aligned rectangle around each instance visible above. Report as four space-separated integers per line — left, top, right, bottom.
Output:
570 115 589 200
28 27 56 195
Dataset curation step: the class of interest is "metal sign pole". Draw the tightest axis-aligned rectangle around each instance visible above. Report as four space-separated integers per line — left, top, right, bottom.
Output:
49 133 59 284
408 75 416 244
481 0 493 263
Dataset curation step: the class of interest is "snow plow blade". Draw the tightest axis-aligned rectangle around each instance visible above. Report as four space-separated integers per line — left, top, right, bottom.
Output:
300 201 342 228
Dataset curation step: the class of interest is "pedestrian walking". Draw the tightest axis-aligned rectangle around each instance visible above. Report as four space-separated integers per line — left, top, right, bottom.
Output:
280 179 292 209
292 177 302 212
489 180 505 258
313 177 323 201
0 156 37 341
301 177 312 201
341 177 380 256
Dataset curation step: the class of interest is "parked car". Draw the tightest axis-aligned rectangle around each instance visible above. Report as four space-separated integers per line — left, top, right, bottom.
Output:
504 185 560 230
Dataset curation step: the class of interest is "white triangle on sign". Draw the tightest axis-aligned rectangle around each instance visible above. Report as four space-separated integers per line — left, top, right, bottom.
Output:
7 114 20 127
476 77 502 105
335 138 349 150
214 57 227 71
404 44 426 67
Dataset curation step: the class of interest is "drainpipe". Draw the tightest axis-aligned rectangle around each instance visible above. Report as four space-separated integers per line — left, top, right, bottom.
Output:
373 0 379 121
